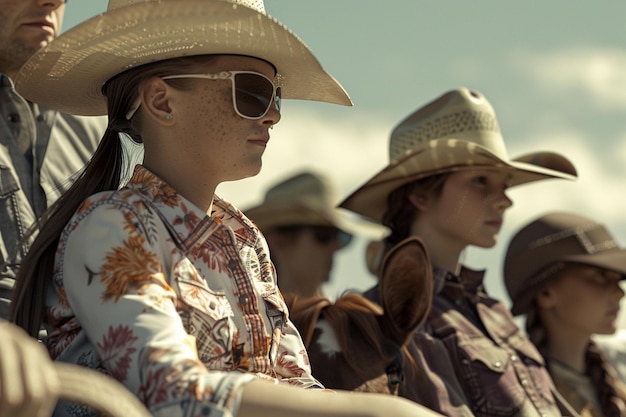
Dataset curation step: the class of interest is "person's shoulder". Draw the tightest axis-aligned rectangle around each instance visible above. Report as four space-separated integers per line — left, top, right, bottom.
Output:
55 112 107 136
75 188 147 218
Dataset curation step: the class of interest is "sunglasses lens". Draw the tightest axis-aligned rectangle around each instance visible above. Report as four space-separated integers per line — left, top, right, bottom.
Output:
337 231 353 248
234 73 277 119
310 227 352 248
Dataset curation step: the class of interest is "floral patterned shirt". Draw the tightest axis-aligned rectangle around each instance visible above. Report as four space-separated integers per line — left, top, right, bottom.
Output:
45 165 321 417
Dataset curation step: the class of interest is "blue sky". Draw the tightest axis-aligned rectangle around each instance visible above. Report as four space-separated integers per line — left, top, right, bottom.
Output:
64 1 626 328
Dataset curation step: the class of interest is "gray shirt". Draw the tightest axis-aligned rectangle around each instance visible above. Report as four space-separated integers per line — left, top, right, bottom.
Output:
0 73 104 320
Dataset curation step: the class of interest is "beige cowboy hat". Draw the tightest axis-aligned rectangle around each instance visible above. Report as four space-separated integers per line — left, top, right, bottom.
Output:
339 87 577 223
244 171 389 242
505 212 626 316
14 0 352 116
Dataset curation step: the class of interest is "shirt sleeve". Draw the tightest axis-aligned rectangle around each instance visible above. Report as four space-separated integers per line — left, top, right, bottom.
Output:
274 313 325 389
59 202 256 417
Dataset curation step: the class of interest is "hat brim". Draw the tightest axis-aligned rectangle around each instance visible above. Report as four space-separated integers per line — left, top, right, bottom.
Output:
510 249 626 316
340 139 577 223
15 0 352 116
245 202 389 240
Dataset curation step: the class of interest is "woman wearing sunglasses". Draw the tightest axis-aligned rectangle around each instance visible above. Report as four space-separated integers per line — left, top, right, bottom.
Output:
8 1 441 417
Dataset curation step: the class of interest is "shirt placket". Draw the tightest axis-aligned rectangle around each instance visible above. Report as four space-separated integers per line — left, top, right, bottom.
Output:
477 305 555 417
217 231 271 374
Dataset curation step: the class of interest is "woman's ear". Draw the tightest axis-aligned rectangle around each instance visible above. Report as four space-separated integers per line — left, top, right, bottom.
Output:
139 78 174 125
536 285 557 309
408 193 430 212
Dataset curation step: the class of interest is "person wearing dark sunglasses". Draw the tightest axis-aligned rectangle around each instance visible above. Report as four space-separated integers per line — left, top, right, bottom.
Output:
244 171 387 299
8 1 442 417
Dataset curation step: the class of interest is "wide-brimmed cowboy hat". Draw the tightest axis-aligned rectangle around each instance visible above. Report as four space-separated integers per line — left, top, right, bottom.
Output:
244 171 389 241
339 88 577 222
505 212 626 316
14 0 352 116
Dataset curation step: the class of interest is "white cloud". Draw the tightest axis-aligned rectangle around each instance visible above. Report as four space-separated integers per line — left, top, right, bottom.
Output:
513 47 626 109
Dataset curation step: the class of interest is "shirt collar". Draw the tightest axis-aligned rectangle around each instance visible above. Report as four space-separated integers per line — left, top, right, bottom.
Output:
432 264 487 302
126 165 260 250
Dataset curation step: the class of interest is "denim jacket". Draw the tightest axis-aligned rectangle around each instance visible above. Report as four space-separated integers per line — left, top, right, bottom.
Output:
368 266 576 417
0 73 103 319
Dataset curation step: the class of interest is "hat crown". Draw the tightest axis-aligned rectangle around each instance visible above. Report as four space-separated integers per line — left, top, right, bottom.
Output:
108 0 265 13
389 88 508 162
263 172 335 207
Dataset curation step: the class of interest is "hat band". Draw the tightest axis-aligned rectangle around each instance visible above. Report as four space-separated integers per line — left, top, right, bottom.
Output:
528 223 618 254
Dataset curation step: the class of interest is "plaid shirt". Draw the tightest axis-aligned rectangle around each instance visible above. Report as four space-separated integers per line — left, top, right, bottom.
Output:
370 266 575 417
47 166 321 417
0 73 103 320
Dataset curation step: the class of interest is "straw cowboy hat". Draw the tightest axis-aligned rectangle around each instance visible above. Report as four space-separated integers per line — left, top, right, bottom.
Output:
14 0 352 116
339 87 577 223
244 171 389 241
505 212 626 316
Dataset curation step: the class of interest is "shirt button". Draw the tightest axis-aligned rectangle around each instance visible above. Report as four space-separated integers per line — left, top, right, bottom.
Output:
239 295 248 304
494 361 502 368
228 259 237 270
521 379 528 386
510 355 518 362
8 113 20 123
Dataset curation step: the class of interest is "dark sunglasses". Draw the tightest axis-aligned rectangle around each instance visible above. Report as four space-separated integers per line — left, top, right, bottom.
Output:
126 70 281 120
309 226 353 249
163 71 281 120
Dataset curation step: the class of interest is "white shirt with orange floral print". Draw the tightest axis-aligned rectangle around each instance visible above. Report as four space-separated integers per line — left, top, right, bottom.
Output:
45 165 321 417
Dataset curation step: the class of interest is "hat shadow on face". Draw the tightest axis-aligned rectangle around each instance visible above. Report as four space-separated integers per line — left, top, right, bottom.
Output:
504 211 626 316
340 87 577 223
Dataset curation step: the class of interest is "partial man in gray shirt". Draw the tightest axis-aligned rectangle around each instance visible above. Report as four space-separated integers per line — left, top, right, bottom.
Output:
0 0 105 319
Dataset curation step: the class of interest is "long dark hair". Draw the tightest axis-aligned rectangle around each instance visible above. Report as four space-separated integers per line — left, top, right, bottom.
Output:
381 173 449 253
10 55 217 336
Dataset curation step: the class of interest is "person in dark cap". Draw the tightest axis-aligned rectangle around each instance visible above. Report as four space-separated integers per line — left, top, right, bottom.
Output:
505 211 626 417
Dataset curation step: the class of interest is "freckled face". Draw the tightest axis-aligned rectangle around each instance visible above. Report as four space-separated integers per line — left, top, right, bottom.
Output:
174 55 280 184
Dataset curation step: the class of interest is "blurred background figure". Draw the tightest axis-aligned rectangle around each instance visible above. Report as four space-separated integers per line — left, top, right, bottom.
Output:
505 211 626 417
244 171 388 298
0 0 104 321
